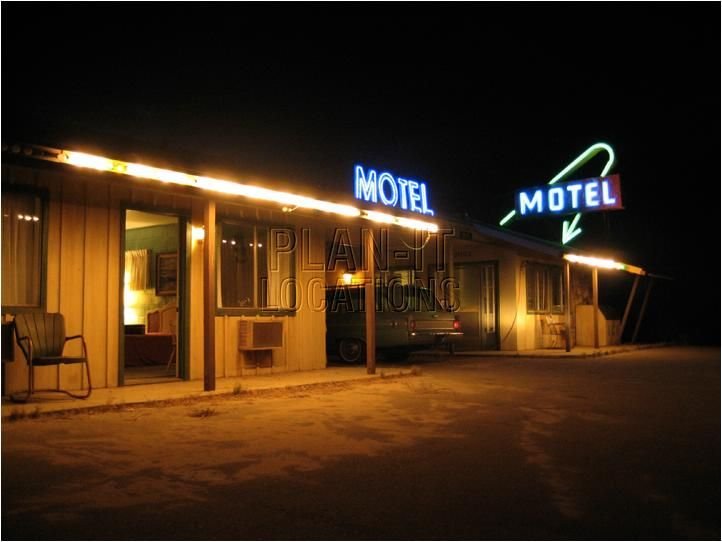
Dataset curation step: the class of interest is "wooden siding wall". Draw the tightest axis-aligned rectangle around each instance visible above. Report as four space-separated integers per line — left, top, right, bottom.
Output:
4 165 120 393
575 305 620 347
3 163 328 395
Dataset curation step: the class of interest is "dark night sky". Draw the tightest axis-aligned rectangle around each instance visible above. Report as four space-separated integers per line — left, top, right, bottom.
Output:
2 3 720 343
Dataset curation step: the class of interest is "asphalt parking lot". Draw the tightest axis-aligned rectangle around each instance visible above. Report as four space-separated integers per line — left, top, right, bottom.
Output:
2 346 719 540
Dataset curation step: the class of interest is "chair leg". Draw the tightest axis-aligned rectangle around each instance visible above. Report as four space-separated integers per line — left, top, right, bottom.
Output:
45 361 92 400
64 360 92 399
10 359 91 402
9 363 33 403
166 345 176 371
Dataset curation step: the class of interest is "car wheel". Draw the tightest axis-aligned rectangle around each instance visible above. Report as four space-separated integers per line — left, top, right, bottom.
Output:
338 339 365 363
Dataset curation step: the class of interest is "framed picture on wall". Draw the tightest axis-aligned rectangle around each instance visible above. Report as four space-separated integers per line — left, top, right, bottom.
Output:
156 252 178 296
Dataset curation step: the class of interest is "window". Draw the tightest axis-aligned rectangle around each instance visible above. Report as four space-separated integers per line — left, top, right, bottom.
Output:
387 267 415 286
526 262 564 314
1 190 46 309
217 223 296 312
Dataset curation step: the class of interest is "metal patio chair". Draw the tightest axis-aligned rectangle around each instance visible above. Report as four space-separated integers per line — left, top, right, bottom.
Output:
12 312 92 402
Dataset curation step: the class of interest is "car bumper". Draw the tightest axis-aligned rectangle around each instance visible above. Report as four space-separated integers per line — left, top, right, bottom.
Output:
408 331 463 346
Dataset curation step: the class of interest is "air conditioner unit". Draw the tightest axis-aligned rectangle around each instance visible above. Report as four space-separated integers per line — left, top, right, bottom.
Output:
238 320 284 350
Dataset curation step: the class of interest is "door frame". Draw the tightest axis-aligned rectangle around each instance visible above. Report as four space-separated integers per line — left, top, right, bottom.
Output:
453 260 500 350
118 205 191 385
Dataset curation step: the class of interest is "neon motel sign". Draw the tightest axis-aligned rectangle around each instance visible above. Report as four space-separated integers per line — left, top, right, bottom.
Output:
354 165 434 216
516 175 623 217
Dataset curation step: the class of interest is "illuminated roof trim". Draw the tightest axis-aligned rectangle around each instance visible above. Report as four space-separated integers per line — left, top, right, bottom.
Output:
15 145 439 233
563 253 645 275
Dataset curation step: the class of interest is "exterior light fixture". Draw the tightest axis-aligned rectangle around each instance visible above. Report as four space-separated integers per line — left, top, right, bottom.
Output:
191 226 205 242
342 273 353 285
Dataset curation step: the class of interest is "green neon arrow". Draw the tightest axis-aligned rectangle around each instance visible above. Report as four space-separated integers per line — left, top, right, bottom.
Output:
499 142 616 245
562 213 582 244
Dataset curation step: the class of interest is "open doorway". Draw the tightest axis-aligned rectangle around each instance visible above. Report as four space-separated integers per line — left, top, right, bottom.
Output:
122 210 181 385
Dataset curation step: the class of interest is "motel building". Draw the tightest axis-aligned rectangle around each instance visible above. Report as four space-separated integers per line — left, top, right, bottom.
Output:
1 143 654 400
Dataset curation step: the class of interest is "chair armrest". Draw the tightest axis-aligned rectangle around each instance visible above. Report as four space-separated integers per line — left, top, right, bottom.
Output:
64 335 88 357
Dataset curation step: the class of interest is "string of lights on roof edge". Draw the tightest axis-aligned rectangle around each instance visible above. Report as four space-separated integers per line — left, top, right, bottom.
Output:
563 253 646 276
13 145 439 233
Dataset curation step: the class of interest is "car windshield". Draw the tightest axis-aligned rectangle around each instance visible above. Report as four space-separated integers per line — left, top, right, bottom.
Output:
326 285 444 313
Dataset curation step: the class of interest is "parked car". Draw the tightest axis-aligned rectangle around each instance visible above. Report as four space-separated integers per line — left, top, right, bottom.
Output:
325 284 462 363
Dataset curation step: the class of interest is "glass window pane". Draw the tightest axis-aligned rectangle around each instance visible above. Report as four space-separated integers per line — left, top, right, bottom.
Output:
219 223 255 308
526 262 564 314
551 267 564 313
526 264 539 312
256 226 268 308
218 222 296 312
263 227 295 310
2 192 43 307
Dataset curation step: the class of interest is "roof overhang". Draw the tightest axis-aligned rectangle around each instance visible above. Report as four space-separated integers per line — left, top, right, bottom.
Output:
4 144 439 233
469 219 667 278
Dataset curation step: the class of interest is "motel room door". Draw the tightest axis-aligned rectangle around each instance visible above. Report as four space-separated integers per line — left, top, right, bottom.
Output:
454 262 499 350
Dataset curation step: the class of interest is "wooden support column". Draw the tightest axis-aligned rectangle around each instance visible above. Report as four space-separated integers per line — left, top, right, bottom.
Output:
365 228 376 375
632 278 654 344
592 266 599 349
446 237 455 311
564 261 572 352
619 275 640 343
203 200 216 391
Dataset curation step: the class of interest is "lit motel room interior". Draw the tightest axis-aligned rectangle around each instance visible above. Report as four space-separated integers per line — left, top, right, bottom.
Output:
123 210 179 384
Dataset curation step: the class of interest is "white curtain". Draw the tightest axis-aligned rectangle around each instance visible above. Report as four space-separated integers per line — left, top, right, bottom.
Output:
1 193 43 307
125 249 150 291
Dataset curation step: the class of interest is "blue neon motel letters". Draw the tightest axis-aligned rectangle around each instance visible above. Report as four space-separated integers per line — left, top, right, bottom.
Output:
515 175 623 218
355 165 434 216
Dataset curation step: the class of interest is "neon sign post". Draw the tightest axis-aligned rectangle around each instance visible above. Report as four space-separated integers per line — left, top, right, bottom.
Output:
354 165 434 216
516 175 623 218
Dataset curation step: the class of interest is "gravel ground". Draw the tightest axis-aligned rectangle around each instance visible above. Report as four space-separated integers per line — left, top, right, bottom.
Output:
2 346 719 540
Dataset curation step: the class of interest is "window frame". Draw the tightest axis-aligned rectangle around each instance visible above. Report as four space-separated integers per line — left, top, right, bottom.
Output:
215 219 297 317
1 186 49 313
525 261 565 315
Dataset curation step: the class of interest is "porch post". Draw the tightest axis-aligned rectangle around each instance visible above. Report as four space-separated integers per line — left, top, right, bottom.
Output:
446 237 455 311
619 275 640 343
592 266 599 349
632 278 654 344
204 200 216 391
564 261 572 352
365 228 376 375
